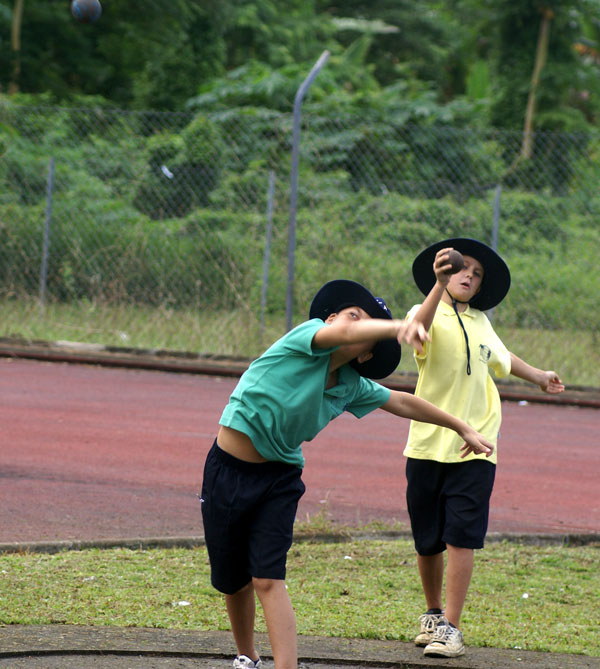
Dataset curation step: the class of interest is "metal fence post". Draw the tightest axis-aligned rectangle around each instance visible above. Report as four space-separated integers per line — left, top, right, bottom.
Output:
39 156 55 314
488 183 502 322
286 50 330 331
260 170 275 338
491 183 501 252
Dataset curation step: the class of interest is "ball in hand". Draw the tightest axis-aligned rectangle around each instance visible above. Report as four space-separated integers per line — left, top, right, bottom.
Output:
445 249 464 274
71 0 102 23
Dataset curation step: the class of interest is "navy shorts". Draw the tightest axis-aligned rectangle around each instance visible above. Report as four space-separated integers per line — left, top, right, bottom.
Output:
405 458 496 555
200 440 305 595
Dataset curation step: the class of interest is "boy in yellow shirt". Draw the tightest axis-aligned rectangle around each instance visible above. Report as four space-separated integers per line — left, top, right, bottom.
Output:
405 238 564 658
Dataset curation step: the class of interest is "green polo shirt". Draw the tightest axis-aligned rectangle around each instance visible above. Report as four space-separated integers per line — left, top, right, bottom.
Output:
219 319 391 467
404 301 511 464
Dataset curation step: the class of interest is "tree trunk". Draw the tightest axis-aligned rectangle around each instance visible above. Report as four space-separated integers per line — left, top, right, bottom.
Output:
9 0 25 95
520 7 553 160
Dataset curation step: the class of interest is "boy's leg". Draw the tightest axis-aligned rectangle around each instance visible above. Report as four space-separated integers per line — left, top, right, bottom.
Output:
203 445 304 667
226 581 260 663
406 457 447 634
201 443 268 665
253 577 297 669
441 460 494 628
416 552 444 611
444 544 474 628
423 461 493 658
423 546 471 658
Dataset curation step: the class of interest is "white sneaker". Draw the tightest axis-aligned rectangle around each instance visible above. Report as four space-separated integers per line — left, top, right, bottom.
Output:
423 622 465 658
233 655 262 668
414 611 446 646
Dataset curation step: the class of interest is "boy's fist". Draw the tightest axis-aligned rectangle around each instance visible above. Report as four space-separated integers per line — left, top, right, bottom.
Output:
444 249 464 274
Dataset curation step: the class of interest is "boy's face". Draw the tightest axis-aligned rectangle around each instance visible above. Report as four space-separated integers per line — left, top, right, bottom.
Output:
325 306 375 363
447 254 484 302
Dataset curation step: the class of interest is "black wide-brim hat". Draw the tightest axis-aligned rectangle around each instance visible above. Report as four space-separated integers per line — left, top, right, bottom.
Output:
412 238 511 311
309 279 401 380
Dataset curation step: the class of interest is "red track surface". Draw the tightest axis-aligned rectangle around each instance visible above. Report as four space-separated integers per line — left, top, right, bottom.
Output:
1 358 598 543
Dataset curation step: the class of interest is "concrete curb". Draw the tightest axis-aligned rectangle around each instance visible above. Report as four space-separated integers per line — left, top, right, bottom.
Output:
1 531 598 555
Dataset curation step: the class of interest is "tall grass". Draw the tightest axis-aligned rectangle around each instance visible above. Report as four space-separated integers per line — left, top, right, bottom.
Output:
1 297 598 387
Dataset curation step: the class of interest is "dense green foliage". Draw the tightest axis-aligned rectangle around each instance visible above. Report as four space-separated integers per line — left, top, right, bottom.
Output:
1 0 225 109
1 1 600 383
1 100 600 335
2 0 600 128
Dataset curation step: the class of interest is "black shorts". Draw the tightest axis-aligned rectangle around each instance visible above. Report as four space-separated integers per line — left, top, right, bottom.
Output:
200 440 305 595
405 458 496 555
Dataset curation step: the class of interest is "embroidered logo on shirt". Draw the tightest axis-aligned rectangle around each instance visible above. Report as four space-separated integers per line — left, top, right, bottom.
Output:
479 344 491 363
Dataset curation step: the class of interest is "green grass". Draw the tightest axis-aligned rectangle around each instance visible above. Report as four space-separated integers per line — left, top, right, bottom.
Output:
0 298 281 359
493 325 599 390
1 297 598 387
0 539 598 657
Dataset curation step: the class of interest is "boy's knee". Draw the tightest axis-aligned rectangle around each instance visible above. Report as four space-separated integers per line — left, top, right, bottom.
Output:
224 580 253 600
252 576 284 596
236 581 254 595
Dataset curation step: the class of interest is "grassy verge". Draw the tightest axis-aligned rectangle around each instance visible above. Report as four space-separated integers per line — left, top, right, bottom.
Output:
0 539 598 657
0 298 279 360
1 298 599 386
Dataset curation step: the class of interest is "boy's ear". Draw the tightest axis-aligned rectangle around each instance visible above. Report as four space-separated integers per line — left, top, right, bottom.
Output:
356 350 374 364
325 312 337 324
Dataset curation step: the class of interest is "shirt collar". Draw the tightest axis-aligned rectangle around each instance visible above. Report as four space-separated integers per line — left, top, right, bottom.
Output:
439 300 475 318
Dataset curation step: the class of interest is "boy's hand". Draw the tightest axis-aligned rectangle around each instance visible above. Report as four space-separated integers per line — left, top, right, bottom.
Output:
398 319 430 354
459 428 495 458
539 370 565 394
433 247 456 286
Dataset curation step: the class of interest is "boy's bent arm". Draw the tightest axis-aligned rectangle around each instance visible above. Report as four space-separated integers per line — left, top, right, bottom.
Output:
509 352 565 394
410 282 445 332
381 390 494 457
409 248 454 331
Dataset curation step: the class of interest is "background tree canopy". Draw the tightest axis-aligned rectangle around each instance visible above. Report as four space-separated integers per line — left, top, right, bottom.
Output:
2 0 600 132
1 1 600 384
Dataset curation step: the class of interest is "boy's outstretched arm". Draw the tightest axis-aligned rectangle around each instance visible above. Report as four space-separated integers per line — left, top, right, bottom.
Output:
409 248 455 331
381 390 494 458
313 311 429 351
509 352 565 394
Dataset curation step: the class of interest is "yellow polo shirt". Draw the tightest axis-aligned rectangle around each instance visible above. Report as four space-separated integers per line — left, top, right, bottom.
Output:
404 301 511 464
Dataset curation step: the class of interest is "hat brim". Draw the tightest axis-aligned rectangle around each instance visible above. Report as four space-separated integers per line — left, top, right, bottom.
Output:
309 279 401 379
412 238 511 311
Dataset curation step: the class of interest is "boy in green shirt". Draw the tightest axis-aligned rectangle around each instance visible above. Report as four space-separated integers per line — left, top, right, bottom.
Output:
201 279 495 669
406 239 564 659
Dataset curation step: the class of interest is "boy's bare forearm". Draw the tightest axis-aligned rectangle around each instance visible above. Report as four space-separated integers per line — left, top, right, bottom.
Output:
509 352 565 393
411 280 445 332
509 352 542 383
381 391 494 456
314 317 426 349
383 391 462 429
342 318 405 343
411 249 454 331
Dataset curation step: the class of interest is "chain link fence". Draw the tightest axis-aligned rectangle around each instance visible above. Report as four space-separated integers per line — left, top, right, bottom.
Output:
1 102 598 385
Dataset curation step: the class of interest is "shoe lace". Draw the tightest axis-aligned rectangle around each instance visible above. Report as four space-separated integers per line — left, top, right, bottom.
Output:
431 623 451 642
419 612 444 633
432 623 461 644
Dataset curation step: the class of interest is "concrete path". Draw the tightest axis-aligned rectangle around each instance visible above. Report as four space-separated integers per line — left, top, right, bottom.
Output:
1 625 598 668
